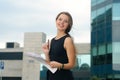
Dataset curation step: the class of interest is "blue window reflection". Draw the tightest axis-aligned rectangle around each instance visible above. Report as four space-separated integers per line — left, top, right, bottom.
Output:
113 3 120 20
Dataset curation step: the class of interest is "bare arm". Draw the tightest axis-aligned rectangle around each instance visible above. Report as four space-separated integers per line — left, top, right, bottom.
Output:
63 37 76 69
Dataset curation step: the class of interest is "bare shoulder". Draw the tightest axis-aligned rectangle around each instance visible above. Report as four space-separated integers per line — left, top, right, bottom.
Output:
64 37 74 47
64 36 76 56
65 37 73 43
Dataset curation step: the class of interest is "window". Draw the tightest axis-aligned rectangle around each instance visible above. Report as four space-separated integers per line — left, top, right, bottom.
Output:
105 4 112 25
98 44 106 55
106 53 112 64
91 0 96 6
113 3 120 20
107 43 112 53
96 0 105 5
113 42 120 53
92 47 97 56
0 52 23 60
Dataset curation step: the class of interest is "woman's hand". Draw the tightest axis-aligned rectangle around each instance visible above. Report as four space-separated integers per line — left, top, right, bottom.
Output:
42 43 49 54
49 61 62 69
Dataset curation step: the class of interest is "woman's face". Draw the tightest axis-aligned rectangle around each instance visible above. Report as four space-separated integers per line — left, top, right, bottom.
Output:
56 14 69 32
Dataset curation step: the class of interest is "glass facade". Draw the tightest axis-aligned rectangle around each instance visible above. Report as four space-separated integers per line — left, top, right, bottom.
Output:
91 0 120 79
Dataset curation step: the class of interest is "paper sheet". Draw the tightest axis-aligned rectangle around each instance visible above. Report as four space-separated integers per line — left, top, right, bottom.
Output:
26 52 57 74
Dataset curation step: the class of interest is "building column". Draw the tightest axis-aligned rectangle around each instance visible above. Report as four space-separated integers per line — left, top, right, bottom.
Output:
22 32 46 80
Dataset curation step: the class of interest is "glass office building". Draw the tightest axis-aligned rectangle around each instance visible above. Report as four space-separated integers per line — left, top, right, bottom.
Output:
91 0 120 79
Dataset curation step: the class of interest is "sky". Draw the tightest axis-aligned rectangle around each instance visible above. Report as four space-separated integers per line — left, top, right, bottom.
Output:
0 0 91 48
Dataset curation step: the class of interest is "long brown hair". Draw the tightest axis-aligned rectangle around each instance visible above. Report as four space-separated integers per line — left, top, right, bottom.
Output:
56 11 73 34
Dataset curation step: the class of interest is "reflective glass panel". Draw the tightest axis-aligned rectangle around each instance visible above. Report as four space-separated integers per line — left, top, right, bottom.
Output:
113 3 120 20
92 47 97 56
107 43 112 53
91 0 96 6
96 0 105 5
98 44 106 55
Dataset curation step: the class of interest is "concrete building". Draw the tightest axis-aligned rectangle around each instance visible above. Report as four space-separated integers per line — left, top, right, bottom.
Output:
0 42 23 80
0 32 46 80
22 32 46 80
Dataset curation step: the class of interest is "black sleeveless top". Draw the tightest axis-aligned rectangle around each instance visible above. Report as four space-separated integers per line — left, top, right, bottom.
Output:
47 34 74 80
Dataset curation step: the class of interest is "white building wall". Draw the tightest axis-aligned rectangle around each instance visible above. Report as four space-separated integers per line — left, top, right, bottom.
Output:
2 60 22 77
0 48 23 78
22 32 46 80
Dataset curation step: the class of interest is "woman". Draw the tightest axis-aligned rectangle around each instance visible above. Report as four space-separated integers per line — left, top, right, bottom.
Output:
42 11 76 80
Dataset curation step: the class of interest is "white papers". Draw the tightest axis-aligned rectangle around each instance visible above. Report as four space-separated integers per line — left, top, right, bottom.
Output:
26 52 57 74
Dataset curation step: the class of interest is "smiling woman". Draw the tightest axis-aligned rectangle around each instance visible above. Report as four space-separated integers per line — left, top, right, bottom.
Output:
42 11 76 80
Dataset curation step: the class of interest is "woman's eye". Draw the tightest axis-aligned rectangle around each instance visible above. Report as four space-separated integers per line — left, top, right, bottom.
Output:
64 20 68 23
58 18 68 23
58 18 62 21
